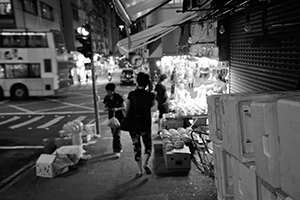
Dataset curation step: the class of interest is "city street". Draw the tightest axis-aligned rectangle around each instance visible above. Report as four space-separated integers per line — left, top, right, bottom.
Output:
0 70 136 189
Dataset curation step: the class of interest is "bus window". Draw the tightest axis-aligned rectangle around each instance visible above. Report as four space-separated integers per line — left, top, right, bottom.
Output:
5 64 14 78
28 34 48 47
13 64 28 78
52 30 66 53
29 64 41 78
1 35 26 47
2 63 41 78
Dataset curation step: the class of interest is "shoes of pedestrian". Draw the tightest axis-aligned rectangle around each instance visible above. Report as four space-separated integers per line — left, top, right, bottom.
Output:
115 153 121 159
143 165 152 175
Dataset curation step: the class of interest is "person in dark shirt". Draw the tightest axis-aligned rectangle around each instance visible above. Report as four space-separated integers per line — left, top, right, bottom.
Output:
154 74 169 133
126 72 155 177
103 83 125 158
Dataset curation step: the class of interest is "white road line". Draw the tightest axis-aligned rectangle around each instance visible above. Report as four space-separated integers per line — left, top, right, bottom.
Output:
0 100 9 105
7 104 35 114
9 116 44 129
0 110 105 115
35 105 75 113
43 98 95 111
74 115 87 122
0 146 44 149
0 116 21 125
36 116 65 129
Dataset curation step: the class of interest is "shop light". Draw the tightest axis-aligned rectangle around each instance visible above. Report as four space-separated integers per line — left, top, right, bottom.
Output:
156 60 161 67
219 24 225 34
244 14 252 32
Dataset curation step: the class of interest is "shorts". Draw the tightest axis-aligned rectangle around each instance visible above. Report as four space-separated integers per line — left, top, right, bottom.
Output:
158 103 169 118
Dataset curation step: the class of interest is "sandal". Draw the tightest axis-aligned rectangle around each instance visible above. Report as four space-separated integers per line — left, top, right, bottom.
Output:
143 165 152 175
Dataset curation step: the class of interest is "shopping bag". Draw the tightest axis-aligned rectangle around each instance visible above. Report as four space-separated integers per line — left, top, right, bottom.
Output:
107 116 120 128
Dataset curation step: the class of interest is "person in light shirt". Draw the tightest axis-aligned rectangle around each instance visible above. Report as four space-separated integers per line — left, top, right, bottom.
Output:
175 83 190 102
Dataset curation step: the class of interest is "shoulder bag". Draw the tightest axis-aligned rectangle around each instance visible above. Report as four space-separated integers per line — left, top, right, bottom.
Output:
120 92 146 132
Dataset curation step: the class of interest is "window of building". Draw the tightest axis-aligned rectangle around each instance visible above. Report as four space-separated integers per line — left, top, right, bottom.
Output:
80 0 88 12
0 0 12 15
1 63 41 78
41 2 54 21
22 0 38 15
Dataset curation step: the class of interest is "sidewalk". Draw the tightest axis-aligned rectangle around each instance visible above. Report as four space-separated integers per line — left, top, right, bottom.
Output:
0 121 217 200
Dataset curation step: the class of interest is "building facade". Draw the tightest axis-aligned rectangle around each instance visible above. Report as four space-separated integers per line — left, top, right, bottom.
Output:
0 0 120 55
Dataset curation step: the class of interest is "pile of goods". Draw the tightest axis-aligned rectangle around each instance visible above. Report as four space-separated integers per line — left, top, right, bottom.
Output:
169 98 208 116
161 127 193 152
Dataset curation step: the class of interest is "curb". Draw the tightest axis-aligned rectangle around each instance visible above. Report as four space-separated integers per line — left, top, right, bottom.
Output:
0 160 36 195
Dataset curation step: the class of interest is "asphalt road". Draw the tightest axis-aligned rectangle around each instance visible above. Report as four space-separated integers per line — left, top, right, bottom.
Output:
0 69 136 189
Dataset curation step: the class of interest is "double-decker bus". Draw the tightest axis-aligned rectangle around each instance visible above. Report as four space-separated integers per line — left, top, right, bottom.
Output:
0 29 71 100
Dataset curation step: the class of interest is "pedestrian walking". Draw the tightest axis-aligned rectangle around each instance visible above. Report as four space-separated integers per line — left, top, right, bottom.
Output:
154 74 169 134
125 72 155 177
103 83 125 158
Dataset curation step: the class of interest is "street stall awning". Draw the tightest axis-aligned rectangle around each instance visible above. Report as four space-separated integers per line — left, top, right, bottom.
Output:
117 12 198 54
112 0 172 25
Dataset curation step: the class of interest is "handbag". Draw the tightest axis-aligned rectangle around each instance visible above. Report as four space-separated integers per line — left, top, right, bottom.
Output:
107 112 120 129
120 92 145 132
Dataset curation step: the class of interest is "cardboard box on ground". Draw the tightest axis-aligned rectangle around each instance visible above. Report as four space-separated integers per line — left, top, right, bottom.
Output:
36 154 73 178
36 145 84 178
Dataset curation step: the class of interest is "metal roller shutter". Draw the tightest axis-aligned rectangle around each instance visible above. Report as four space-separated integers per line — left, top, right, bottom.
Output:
229 0 300 93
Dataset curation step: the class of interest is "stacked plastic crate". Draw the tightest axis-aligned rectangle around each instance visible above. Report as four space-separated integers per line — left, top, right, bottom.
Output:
207 92 299 200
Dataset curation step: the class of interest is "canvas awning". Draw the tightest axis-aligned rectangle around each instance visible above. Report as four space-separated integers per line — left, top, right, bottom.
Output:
117 12 198 54
112 0 172 25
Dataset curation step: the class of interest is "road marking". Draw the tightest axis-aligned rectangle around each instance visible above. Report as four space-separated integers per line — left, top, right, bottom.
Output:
0 116 21 125
0 110 105 115
74 115 87 122
0 146 44 149
9 116 44 129
36 116 65 129
0 100 8 105
7 104 35 114
42 97 95 111
35 105 76 113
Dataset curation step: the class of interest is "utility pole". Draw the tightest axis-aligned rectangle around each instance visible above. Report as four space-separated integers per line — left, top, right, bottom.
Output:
88 12 101 138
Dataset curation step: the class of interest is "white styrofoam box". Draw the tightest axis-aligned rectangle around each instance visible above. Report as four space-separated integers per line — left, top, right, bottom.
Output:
277 98 300 199
36 154 72 178
251 100 281 188
207 94 227 144
213 143 233 198
257 176 277 200
221 92 285 163
231 156 257 200
217 192 234 200
231 156 242 200
239 161 257 200
54 145 83 165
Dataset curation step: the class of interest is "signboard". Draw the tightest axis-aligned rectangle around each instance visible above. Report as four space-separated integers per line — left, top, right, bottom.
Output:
130 54 144 67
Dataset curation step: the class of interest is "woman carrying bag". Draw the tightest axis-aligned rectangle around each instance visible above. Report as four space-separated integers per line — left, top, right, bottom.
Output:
123 72 155 177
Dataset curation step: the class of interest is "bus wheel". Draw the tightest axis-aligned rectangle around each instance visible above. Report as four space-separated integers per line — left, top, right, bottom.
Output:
11 84 28 100
0 87 3 101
